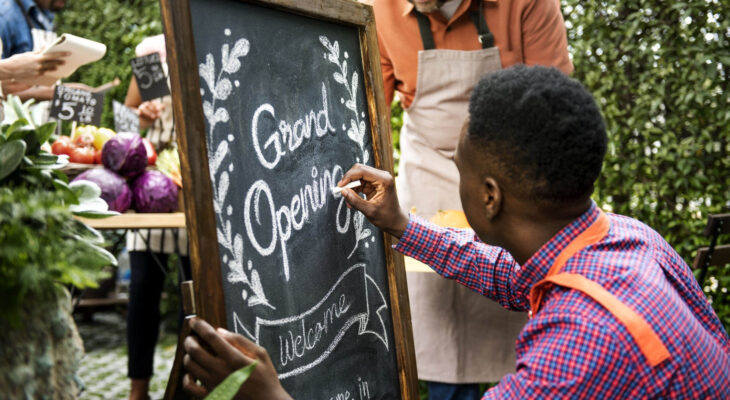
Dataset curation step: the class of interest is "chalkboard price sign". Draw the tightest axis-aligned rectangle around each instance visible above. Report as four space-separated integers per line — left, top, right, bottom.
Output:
161 0 417 399
130 53 170 101
49 85 104 126
112 100 140 133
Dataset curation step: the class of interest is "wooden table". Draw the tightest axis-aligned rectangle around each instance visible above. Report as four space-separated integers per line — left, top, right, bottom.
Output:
72 212 187 310
76 212 186 229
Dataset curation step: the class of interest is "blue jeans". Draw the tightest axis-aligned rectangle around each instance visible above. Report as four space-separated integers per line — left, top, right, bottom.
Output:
427 382 481 400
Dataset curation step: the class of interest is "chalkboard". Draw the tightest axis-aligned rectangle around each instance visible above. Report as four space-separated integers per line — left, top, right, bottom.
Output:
49 85 104 126
130 53 171 101
112 100 140 133
160 0 417 399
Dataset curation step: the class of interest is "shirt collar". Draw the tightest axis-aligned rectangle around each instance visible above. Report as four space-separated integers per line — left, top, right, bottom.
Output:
400 0 496 17
511 201 603 300
19 0 55 30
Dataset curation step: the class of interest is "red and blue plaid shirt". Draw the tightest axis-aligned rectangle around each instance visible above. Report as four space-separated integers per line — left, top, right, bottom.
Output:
395 202 730 399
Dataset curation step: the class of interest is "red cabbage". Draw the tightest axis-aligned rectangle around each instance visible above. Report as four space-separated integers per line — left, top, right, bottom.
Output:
101 132 148 178
73 168 132 212
131 170 179 213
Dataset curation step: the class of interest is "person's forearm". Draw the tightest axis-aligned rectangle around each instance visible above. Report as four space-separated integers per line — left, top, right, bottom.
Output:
14 86 55 101
395 216 525 310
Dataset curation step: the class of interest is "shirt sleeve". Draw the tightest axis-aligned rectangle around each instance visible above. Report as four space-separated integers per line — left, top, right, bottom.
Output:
520 0 573 75
394 215 523 310
484 312 638 399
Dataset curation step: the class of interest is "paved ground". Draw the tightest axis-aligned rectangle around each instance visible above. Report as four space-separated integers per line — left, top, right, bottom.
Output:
75 312 177 400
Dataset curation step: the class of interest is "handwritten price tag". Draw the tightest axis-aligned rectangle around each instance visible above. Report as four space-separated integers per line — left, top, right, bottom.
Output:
130 53 170 101
50 85 104 126
113 100 140 133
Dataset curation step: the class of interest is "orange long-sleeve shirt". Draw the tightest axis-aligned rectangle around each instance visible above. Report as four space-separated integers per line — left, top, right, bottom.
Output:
368 0 573 107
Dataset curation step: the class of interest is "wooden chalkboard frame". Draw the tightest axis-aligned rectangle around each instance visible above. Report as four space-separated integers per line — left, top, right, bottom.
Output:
160 0 418 398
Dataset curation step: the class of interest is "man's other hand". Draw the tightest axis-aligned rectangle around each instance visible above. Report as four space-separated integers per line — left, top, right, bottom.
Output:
337 163 409 238
183 318 292 400
0 51 68 82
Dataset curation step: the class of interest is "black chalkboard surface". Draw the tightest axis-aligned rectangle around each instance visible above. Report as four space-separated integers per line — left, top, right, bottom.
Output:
161 0 417 398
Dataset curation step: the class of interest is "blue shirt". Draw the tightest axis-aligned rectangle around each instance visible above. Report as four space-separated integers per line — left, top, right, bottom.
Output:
0 0 55 58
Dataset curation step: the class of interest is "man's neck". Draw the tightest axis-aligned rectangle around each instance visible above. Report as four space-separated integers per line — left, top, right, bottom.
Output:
500 199 592 265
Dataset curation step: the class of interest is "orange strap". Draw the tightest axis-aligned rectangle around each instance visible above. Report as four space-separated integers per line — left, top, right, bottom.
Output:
532 273 670 367
529 212 611 315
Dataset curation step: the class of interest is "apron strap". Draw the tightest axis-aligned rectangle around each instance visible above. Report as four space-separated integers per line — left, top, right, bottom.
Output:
415 12 437 50
533 273 671 367
415 1 494 50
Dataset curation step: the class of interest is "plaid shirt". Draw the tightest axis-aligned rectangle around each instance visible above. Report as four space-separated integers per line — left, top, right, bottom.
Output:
395 202 730 399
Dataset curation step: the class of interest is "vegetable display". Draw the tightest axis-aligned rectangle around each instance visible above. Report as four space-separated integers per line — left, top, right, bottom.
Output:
73 169 132 213
101 132 148 177
130 170 178 213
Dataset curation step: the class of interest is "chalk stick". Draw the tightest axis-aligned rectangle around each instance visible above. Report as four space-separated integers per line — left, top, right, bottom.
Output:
331 180 361 195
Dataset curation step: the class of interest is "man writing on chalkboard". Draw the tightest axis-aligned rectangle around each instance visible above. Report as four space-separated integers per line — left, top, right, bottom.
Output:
359 1 573 397
181 66 729 399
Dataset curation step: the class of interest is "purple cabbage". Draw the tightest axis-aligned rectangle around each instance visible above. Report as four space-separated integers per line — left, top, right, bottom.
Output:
101 132 148 178
73 168 132 212
131 170 179 213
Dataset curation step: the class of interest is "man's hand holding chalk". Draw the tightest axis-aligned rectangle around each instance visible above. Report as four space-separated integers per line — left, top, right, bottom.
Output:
336 164 410 239
331 180 361 195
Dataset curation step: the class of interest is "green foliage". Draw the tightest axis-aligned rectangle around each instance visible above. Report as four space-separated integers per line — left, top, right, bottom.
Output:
0 187 113 325
55 0 163 130
0 97 117 325
390 99 403 174
561 0 730 327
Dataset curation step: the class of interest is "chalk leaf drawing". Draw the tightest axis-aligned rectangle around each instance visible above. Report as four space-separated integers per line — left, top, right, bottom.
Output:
200 33 274 310
348 212 372 259
320 35 369 164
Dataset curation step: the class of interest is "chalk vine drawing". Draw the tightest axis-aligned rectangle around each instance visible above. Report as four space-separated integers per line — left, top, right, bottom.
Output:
319 35 369 165
320 35 373 258
199 29 274 310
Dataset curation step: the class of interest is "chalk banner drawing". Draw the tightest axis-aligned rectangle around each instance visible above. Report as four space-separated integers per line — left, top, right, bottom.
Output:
249 263 388 379
191 1 399 395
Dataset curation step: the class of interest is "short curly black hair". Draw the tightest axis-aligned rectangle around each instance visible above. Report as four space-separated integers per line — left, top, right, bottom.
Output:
468 65 607 203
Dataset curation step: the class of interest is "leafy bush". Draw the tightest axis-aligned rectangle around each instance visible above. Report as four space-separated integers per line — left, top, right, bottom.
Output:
55 0 163 130
0 96 117 325
561 0 729 327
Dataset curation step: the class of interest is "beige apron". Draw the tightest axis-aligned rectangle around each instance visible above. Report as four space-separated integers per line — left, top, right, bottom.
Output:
397 8 527 383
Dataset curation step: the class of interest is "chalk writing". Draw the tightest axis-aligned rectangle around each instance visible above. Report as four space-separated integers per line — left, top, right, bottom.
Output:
251 83 335 170
236 264 389 379
113 100 140 133
244 164 345 280
130 52 170 101
50 85 104 126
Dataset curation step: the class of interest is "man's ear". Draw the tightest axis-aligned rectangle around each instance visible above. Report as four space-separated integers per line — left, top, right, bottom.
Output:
482 177 501 220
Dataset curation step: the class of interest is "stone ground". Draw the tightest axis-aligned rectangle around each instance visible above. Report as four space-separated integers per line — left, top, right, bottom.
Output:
74 311 177 400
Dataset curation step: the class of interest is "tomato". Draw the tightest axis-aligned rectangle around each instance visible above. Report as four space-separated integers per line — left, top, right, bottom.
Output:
94 148 103 164
142 138 157 166
51 136 74 156
74 132 95 148
69 146 96 164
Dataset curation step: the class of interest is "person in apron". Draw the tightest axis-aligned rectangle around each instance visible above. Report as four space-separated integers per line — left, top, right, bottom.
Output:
367 1 572 396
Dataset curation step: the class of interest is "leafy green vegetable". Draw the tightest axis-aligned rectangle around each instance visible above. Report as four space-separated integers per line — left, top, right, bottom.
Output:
205 361 258 400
